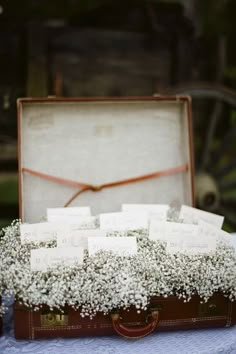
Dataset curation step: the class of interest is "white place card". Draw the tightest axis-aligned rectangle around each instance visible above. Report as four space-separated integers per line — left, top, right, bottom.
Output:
122 204 169 221
149 220 198 242
47 215 96 227
179 205 224 229
99 212 148 231
166 221 198 238
198 220 233 245
20 222 66 244
149 220 167 241
57 229 107 249
165 237 183 253
47 207 91 222
30 247 84 271
149 220 216 254
166 234 217 255
231 234 236 251
88 236 137 257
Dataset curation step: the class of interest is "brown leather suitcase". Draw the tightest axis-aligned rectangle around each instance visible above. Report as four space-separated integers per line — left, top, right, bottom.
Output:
15 97 236 340
14 294 236 339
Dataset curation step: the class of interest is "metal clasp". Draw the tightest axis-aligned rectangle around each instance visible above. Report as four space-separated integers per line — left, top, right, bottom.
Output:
41 309 68 327
146 305 163 323
198 303 219 317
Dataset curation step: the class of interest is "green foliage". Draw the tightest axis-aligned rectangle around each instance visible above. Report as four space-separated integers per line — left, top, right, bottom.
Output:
198 0 228 37
225 66 236 80
0 175 18 229
0 219 12 230
0 175 18 204
230 110 236 126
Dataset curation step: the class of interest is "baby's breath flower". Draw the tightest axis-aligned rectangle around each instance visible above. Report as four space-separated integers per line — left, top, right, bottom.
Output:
0 220 236 318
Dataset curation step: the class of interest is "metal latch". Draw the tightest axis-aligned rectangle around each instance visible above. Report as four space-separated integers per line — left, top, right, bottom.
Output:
41 309 68 327
198 303 219 317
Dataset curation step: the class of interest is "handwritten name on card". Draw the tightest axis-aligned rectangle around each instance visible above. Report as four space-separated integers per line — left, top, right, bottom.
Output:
99 212 148 231
57 229 107 249
179 205 224 229
48 215 96 228
166 222 198 238
149 220 198 242
183 237 217 254
20 223 66 244
165 237 183 253
122 204 169 221
30 247 84 271
198 220 233 245
232 236 236 251
88 237 137 257
149 220 216 254
47 207 91 222
166 235 216 255
149 220 167 241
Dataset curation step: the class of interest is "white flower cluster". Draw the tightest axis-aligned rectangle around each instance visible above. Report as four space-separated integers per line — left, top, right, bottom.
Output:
0 232 5 316
0 220 236 318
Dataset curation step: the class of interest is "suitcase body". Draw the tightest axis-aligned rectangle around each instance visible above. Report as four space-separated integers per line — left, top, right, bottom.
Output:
14 294 236 339
15 96 236 339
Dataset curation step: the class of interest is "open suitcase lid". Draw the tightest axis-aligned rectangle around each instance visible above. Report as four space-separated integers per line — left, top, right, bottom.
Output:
17 96 195 223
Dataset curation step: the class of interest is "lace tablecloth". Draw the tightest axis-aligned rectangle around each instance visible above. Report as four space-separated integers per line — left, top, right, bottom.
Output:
1 302 236 354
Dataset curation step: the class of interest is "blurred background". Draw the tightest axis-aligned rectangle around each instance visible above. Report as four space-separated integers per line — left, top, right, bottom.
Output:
0 0 236 230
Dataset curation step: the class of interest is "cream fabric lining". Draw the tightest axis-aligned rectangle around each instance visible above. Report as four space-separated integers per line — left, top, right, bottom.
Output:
20 100 192 222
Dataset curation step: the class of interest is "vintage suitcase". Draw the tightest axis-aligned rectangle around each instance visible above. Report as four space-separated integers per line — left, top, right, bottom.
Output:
14 294 236 339
14 96 236 339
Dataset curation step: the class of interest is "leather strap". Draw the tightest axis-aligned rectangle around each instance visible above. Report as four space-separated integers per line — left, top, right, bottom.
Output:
22 163 188 207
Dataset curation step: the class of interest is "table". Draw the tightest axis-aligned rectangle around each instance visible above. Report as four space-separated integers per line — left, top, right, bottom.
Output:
1 302 236 354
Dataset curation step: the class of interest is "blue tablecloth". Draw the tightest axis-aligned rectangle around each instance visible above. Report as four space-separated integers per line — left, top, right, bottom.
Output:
1 301 236 354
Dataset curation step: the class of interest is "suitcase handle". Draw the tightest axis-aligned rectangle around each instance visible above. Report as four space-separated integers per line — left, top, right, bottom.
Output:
111 310 160 339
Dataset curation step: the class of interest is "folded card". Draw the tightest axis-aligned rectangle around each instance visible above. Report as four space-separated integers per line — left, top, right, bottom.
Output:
166 234 217 255
88 236 137 257
232 234 236 251
149 220 167 241
149 219 216 254
30 247 84 271
20 222 67 244
47 206 91 220
198 220 233 245
122 204 169 221
166 221 198 238
99 212 148 231
57 229 107 249
47 215 97 228
149 220 198 242
179 205 224 229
